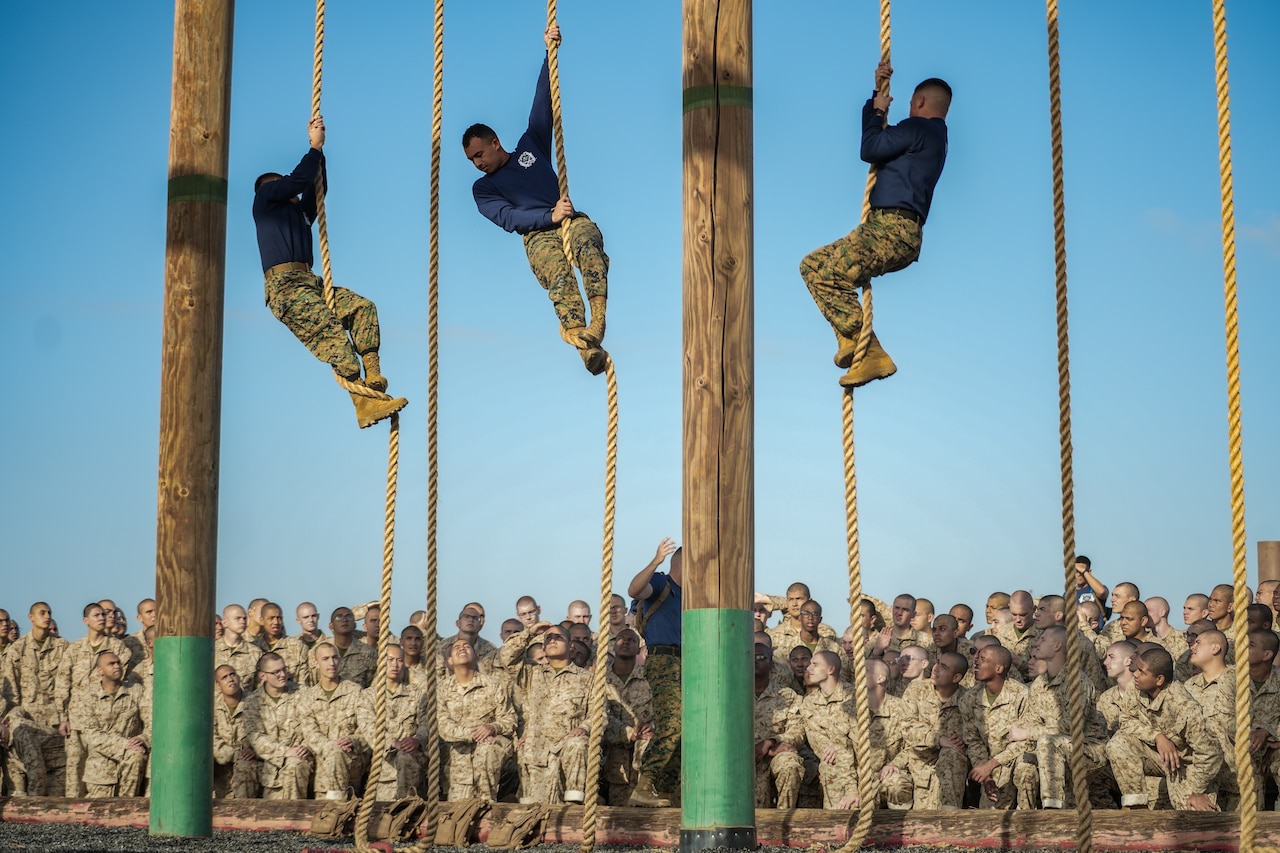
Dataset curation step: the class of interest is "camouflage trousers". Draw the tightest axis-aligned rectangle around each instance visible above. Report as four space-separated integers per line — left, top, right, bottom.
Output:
603 738 651 805
312 743 369 797
264 268 379 380
260 754 314 800
816 749 858 809
754 749 805 809
83 748 146 798
5 714 66 796
800 209 923 337
905 747 968 809
519 733 588 803
641 652 682 794
446 736 513 802
65 730 85 797
522 215 609 331
213 755 261 799
1013 734 1109 809
1106 732 1217 809
875 765 915 809
368 746 428 801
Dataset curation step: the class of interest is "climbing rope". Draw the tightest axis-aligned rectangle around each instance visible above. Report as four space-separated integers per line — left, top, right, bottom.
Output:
834 5 888 851
581 357 619 853
1042 3 1093 851
538 6 617 847
308 2 404 850
1209 2 1262 850
403 0 446 847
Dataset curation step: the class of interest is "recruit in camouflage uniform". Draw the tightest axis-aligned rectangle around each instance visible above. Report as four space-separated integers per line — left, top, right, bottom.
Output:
603 664 656 805
1012 669 1108 809
213 690 260 799
1243 662 1280 808
1108 679 1222 809
800 682 859 809
1183 663 1238 805
2 623 69 796
215 638 262 695
243 684 312 799
56 627 132 798
358 679 432 800
69 680 148 798
753 681 806 809
296 678 369 799
993 623 1041 682
898 678 968 809
438 669 517 801
519 660 591 803
960 678 1029 809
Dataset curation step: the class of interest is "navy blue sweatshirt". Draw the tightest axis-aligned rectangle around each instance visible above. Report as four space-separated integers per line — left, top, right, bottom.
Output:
253 147 327 272
860 96 948 224
471 56 563 234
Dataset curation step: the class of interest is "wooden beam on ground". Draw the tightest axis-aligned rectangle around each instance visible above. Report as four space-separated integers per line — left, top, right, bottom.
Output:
2 799 1274 850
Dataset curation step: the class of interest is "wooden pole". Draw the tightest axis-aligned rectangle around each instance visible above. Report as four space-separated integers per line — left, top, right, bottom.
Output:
681 0 755 850
151 0 234 836
1260 541 1280 585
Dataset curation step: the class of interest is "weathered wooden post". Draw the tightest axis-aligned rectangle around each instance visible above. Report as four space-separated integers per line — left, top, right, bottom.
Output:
151 0 234 836
681 0 756 850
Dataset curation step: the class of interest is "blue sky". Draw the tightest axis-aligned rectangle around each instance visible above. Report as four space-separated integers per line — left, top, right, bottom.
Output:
2 2 1276 642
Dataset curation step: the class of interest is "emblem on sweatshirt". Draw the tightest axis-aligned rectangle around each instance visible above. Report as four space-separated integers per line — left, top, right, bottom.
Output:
518 151 537 168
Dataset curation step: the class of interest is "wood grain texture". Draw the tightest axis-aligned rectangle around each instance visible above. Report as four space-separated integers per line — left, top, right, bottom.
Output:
3 799 1275 851
682 0 754 612
155 0 234 639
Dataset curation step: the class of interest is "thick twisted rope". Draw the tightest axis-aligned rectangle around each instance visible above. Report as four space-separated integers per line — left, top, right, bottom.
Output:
309 0 391 402
403 0 446 848
1210 2 1261 849
834 7 889 852
353 415 401 849
309 3 404 850
545 0 575 264
1043 3 1092 851
848 0 891 370
580 356 619 853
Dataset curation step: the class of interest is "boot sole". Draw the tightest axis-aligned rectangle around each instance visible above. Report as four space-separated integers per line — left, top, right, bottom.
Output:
839 361 897 389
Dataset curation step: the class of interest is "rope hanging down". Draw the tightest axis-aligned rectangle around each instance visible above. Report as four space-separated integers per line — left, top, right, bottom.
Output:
544 4 618 851
308 2 403 851
835 5 889 852
402 0 447 848
1209 3 1266 851
1042 2 1093 851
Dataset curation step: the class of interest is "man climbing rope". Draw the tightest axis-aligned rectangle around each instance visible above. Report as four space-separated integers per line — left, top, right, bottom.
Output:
253 116 407 428
462 25 610 375
801 62 951 389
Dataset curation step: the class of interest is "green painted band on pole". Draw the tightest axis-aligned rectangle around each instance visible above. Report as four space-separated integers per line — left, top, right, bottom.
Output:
681 607 756 830
150 635 213 837
682 84 753 114
167 174 228 205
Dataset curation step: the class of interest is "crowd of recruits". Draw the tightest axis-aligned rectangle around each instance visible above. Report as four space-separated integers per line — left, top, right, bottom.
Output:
3 556 1279 813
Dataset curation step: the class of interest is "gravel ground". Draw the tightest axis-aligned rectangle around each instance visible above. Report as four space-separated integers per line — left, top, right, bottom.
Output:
0 825 1034 853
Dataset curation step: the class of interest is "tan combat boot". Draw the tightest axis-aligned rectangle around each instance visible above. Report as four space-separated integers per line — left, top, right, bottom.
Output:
560 324 601 349
586 296 607 344
625 773 671 808
833 328 861 369
361 351 388 392
838 332 897 388
350 389 408 429
578 346 608 376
